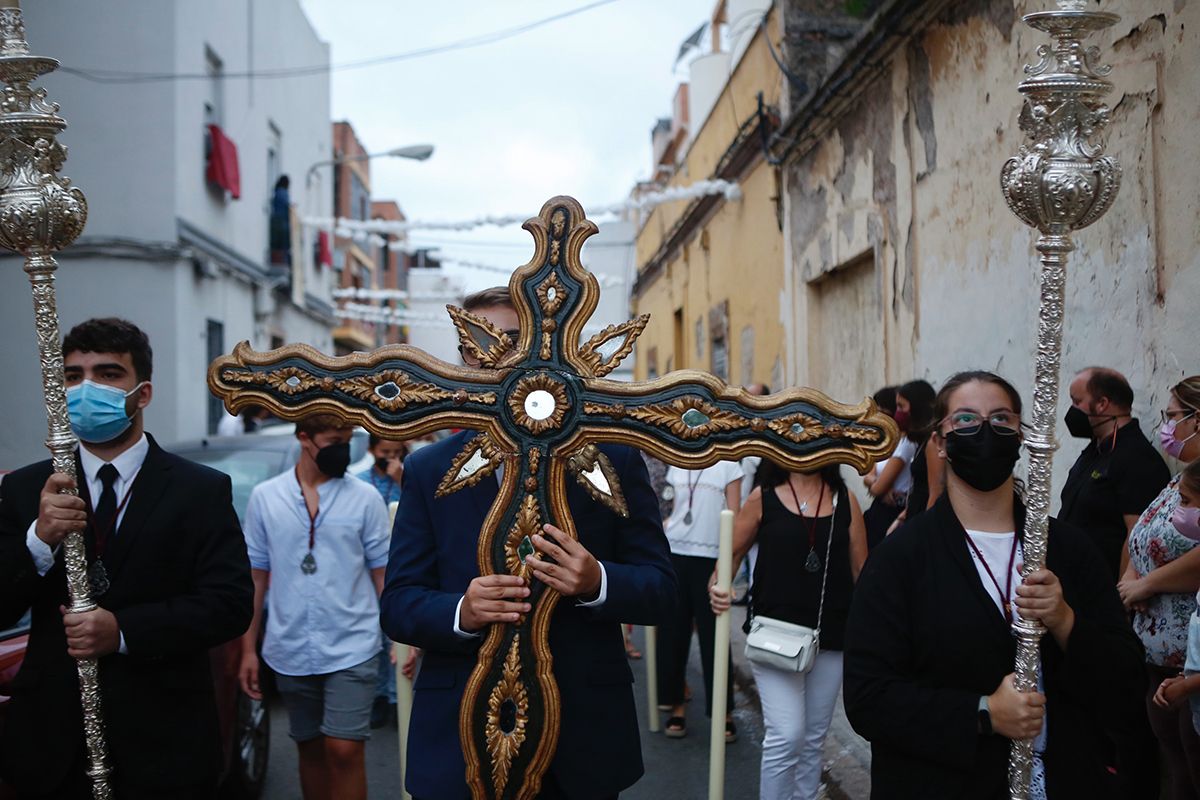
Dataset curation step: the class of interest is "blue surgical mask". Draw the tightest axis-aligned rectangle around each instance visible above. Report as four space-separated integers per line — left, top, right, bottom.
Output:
66 379 147 443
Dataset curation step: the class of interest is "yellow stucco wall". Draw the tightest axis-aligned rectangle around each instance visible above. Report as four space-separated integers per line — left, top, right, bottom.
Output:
633 9 785 389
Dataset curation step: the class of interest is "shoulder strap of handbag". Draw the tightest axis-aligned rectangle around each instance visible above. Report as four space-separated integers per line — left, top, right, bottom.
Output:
813 491 840 641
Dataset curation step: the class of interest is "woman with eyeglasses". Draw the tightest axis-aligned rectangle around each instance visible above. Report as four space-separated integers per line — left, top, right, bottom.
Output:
843 370 1144 799
1118 375 1200 798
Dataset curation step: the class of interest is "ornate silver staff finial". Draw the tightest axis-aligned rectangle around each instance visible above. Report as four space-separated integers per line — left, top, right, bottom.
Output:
999 2 1120 798
0 3 108 798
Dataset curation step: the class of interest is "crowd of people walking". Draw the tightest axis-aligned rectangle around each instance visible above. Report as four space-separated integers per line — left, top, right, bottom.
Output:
658 366 1200 800
1 308 1197 800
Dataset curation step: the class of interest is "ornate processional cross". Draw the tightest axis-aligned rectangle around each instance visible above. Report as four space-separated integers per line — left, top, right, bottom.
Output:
208 197 897 800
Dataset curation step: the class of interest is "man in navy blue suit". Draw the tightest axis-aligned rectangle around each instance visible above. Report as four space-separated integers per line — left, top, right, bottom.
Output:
380 287 675 800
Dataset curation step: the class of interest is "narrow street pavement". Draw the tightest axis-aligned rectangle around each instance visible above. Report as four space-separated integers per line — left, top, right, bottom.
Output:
261 614 872 798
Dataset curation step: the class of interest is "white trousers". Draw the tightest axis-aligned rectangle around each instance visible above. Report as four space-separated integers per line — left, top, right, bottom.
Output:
751 650 844 800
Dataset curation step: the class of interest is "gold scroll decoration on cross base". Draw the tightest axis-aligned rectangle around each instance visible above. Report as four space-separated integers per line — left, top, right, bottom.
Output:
207 196 899 799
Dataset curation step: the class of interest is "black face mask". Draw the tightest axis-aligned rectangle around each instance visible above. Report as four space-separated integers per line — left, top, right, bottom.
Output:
315 442 351 478
945 424 1021 492
374 456 390 473
1064 405 1096 439
1064 405 1125 441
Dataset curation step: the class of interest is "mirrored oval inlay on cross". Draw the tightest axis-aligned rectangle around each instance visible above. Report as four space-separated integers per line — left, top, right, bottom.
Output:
375 381 401 399
525 389 556 421
285 376 302 388
499 698 519 734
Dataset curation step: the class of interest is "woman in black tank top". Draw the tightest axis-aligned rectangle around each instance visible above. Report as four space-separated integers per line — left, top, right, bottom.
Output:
709 461 867 800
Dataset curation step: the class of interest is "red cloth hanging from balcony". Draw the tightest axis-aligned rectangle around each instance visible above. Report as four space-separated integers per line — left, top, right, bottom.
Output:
205 124 241 199
317 231 332 267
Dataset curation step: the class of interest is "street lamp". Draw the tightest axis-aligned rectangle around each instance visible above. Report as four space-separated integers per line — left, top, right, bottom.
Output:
304 143 435 187
301 143 433 344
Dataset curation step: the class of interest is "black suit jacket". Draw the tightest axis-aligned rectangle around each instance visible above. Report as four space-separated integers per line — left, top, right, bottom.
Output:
0 434 253 795
843 494 1146 800
380 431 676 800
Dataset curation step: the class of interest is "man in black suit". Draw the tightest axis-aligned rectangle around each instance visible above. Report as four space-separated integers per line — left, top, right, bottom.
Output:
0 317 253 799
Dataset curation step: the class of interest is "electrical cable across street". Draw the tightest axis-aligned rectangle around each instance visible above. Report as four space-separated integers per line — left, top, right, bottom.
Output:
59 0 622 83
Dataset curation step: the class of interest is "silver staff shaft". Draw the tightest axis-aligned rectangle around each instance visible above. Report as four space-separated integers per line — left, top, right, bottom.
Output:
0 5 110 797
999 1 1122 796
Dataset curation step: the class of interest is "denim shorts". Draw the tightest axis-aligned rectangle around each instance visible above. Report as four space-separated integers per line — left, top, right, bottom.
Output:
276 654 380 742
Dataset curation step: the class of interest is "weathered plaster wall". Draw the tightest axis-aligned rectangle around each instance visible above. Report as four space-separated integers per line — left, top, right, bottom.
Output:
783 0 1200 492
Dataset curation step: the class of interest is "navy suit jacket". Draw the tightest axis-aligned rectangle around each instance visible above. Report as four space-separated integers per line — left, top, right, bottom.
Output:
381 431 675 800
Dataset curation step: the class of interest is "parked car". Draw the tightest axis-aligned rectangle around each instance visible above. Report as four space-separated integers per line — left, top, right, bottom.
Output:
0 613 28 800
172 424 372 518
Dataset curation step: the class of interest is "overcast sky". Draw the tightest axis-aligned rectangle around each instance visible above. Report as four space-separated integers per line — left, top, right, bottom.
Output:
297 0 713 290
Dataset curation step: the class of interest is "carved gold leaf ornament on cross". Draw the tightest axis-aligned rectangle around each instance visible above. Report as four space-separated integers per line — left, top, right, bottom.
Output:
208 196 899 800
448 305 520 369
485 634 530 798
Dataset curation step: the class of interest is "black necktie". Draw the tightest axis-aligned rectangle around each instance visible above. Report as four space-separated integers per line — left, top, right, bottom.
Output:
93 463 119 553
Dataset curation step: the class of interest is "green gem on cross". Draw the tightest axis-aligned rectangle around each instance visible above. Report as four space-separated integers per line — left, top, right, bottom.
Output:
517 536 535 564
681 408 710 428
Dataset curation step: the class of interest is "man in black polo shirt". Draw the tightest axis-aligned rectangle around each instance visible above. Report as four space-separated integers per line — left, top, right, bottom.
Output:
1059 367 1171 580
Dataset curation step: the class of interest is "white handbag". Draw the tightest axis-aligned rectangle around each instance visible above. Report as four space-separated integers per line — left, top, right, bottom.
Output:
744 494 838 674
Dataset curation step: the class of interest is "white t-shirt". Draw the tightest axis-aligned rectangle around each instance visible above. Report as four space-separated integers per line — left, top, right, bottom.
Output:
888 437 918 496
663 461 744 558
964 529 1047 795
739 456 761 504
963 529 1023 618
217 411 244 436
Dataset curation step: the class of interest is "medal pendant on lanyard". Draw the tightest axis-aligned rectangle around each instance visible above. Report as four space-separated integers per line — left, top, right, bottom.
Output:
683 470 701 526
300 473 320 575
88 483 135 597
964 532 1019 624
301 507 319 575
787 479 825 573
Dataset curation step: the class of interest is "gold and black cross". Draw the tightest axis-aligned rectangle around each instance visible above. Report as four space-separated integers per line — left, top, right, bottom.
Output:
208 196 897 800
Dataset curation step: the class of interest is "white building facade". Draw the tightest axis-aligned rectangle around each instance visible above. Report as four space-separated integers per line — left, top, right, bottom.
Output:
584 219 639 383
0 0 335 466
405 266 468 368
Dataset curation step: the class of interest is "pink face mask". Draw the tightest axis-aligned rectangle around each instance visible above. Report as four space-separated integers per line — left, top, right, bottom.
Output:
1160 417 1197 459
1172 506 1200 541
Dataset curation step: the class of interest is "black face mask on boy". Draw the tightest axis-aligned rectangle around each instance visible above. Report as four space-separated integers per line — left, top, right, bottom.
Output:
315 442 351 478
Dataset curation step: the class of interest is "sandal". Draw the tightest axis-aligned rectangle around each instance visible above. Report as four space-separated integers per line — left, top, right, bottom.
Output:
664 716 687 739
725 720 738 743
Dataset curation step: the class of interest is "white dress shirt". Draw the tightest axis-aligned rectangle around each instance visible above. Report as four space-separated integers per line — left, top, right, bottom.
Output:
25 433 149 654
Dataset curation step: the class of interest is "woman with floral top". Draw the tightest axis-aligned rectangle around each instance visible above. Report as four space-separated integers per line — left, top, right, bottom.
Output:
1120 375 1200 799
